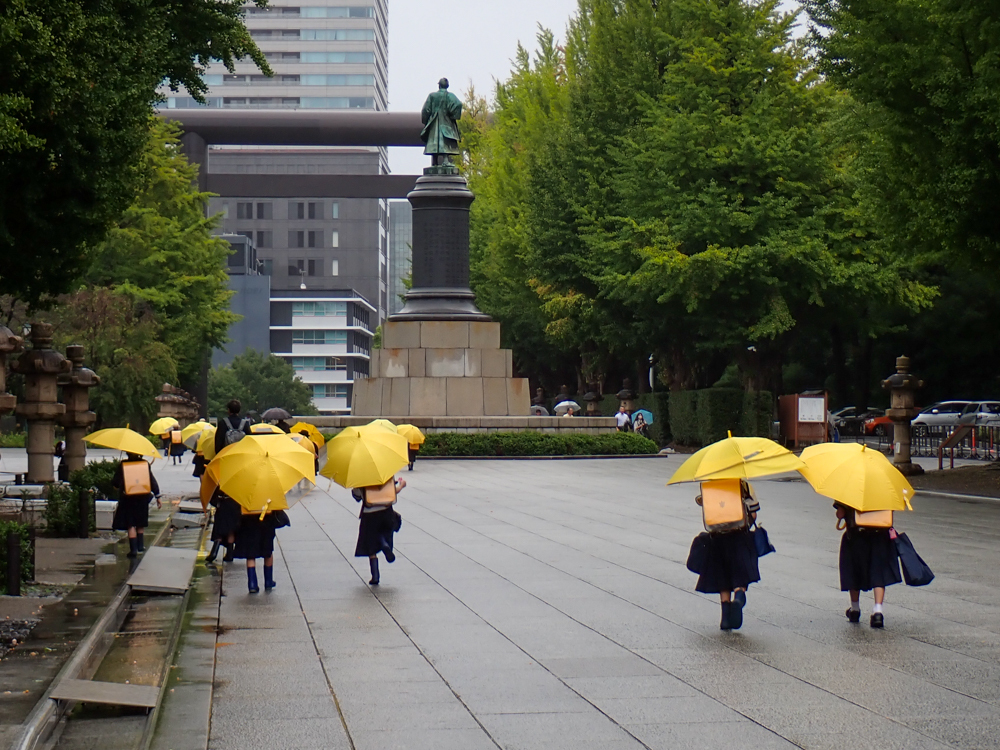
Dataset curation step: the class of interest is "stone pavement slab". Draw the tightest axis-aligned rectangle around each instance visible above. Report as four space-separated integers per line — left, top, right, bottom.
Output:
202 458 1000 750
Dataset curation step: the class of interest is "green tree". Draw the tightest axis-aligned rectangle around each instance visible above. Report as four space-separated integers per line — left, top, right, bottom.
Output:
208 350 316 419
0 0 269 306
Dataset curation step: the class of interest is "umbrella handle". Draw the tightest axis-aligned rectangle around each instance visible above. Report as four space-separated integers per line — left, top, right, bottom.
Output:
259 498 271 521
836 518 847 531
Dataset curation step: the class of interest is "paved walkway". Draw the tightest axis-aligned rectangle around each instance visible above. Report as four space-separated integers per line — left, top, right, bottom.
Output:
203 458 1000 750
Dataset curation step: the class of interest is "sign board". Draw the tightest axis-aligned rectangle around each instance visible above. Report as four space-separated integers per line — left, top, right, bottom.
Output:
797 397 826 423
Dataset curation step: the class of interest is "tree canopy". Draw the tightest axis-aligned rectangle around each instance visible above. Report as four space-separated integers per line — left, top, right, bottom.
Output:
208 350 317 420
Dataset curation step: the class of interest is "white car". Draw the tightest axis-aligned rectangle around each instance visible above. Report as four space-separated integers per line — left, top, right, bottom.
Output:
910 401 970 437
957 401 1000 427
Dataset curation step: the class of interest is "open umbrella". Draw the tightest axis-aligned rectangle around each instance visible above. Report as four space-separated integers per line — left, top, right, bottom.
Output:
261 407 292 421
196 427 218 461
182 421 213 448
363 419 398 433
290 422 325 449
207 435 315 515
149 417 179 436
290 433 318 455
530 405 549 417
84 428 160 458
251 423 284 434
667 434 805 484
397 424 426 447
799 443 914 512
554 401 582 416
321 426 409 488
633 409 654 425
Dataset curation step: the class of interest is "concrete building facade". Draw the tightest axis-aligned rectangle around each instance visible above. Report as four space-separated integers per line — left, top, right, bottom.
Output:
215 234 271 368
387 199 412 316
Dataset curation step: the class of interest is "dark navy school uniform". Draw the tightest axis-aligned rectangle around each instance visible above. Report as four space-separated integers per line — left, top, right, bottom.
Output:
838 509 901 591
353 488 402 558
233 511 289 560
111 461 160 530
695 492 761 594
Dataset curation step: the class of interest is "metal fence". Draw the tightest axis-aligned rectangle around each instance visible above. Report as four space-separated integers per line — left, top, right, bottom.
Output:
847 425 1000 463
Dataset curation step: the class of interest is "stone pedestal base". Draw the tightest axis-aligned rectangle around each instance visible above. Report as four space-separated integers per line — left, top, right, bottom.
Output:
354 321 530 417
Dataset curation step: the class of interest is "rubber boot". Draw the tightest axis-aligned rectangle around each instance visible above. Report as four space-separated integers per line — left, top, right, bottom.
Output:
730 591 745 630
136 533 144 553
127 537 139 559
247 567 259 594
206 540 221 563
223 544 235 562
264 565 276 590
369 557 380 586
720 602 733 631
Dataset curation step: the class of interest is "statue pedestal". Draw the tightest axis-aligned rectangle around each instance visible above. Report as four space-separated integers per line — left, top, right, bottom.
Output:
352 321 530 417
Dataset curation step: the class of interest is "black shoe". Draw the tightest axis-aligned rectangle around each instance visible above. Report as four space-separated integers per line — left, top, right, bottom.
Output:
206 541 221 563
870 612 884 629
730 593 745 630
223 545 235 562
384 549 395 563
720 602 732 631
846 608 861 623
369 557 380 586
247 568 259 594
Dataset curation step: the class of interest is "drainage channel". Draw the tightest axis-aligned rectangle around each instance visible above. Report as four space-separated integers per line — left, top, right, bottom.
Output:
11 515 207 750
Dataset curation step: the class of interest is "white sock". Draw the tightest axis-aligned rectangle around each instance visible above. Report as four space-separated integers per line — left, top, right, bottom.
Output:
850 601 860 612
873 603 883 614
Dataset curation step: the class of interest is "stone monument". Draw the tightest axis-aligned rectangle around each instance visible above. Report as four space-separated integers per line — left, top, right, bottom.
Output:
881 356 924 476
13 323 70 483
155 384 201 427
58 345 100 475
353 78 529 418
0 326 24 418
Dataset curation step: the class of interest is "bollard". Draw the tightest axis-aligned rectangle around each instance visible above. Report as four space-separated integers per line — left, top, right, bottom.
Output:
6 530 20 597
27 526 36 582
77 489 89 539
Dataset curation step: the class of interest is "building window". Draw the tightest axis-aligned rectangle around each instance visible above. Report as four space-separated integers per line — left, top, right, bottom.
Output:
289 201 304 220
288 258 304 276
220 203 229 219
312 384 350 399
292 301 347 317
292 357 347 372
331 259 339 276
301 29 375 41
301 7 375 19
289 231 305 249
236 202 253 220
308 202 322 220
300 52 375 64
301 75 376 87
331 202 339 220
308 230 322 248
293 330 348 346
261 259 273 276
256 202 272 220
307 259 320 277
256 231 272 248
330 230 339 248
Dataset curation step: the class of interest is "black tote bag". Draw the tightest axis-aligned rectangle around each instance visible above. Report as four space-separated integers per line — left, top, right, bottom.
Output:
895 532 934 586
686 533 709 574
751 523 776 557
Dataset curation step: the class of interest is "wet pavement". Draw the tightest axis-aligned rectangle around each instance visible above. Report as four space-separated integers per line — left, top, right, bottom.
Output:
194 457 1000 750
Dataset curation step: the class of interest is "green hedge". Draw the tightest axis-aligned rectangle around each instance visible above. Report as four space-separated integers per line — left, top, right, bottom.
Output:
420 432 658 457
669 388 773 446
44 460 118 537
0 521 32 593
0 432 26 448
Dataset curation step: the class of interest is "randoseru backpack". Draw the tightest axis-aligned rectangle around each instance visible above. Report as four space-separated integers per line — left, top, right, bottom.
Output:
224 417 249 446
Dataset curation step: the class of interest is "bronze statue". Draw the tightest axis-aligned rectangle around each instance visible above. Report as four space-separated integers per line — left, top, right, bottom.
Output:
420 78 462 171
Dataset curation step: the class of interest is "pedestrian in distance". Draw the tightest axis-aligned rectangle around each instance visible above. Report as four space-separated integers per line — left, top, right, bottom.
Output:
54 440 69 482
111 452 161 558
192 450 207 479
407 443 419 472
160 433 171 459
214 399 253 456
233 507 290 593
168 427 185 465
691 478 761 630
834 502 901 628
276 418 292 434
205 487 241 564
615 405 632 432
633 412 650 439
353 476 405 585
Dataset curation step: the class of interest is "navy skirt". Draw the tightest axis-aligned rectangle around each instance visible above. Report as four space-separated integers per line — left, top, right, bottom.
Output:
355 508 402 558
112 495 151 531
695 529 761 594
234 513 278 560
210 495 243 542
839 528 901 591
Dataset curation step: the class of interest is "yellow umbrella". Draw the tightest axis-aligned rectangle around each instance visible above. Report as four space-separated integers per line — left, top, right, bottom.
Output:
196 427 218 460
200 473 218 510
84 428 161 458
290 421 326 449
363 419 398 433
149 417 180 435
321 426 409 488
182 420 213 447
251 423 284 434
397 424 426 447
799 443 914 512
290 433 318 455
667 434 805 485
207 435 316 515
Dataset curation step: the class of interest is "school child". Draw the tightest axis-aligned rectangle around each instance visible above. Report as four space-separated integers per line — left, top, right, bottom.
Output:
692 478 761 630
205 487 241 564
233 508 290 593
168 427 185 465
111 452 162 558
407 443 419 471
353 477 405 585
834 502 901 628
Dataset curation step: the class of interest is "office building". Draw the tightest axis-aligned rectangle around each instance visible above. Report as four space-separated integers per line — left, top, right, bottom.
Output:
387 199 412 316
215 234 271 368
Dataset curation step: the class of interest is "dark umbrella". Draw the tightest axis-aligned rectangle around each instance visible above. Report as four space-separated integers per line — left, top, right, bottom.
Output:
261 407 292 421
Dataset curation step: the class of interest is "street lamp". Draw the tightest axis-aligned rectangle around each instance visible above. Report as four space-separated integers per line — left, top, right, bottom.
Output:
299 270 306 290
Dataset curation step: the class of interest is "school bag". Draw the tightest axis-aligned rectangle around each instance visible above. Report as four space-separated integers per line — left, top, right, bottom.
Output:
170 429 182 444
855 510 893 528
121 461 152 496
700 478 749 533
223 416 249 446
364 480 397 507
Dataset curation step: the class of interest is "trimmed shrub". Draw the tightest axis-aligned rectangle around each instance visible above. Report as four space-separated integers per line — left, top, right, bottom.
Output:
669 388 774 446
420 432 658 457
697 388 745 445
70 460 119 500
0 520 32 593
43 460 117 536
0 432 26 448
740 391 774 438
669 391 699 445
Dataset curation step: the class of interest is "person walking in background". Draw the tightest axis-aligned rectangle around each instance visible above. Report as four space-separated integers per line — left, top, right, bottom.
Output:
160 432 171 459
215 399 252 455
633 412 650 439
233 507 290 593
615 405 632 432
168 426 185 465
54 440 69 481
111 452 161 558
353 477 405 585
834 502 901 628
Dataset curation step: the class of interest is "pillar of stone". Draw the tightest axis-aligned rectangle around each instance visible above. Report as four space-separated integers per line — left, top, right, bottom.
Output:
155 384 201 428
0 326 24 418
616 379 637 414
13 323 69 483
58 345 100 475
881 356 924 476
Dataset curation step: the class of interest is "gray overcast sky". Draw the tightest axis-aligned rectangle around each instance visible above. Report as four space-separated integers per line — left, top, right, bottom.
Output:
387 0 804 175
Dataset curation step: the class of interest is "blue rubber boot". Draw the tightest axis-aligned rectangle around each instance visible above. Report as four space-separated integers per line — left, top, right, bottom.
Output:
264 565 276 590
720 602 732 630
731 591 746 630
247 567 259 594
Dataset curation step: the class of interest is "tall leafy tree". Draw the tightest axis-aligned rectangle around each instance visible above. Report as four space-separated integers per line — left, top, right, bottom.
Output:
0 0 269 306
208 351 317 419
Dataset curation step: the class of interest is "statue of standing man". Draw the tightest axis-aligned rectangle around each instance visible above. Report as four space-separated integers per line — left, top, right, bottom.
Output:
420 78 462 173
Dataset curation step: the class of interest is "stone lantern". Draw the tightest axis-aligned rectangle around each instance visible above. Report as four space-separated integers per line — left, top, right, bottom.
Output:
582 384 603 416
58 345 100 476
155 383 201 428
616 379 636 414
0 325 24 417
881 355 924 476
13 323 70 483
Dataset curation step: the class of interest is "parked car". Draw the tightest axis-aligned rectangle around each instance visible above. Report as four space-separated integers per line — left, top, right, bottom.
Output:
834 406 883 436
864 413 894 437
910 401 970 436
957 401 1000 427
